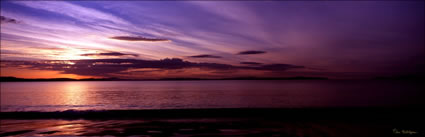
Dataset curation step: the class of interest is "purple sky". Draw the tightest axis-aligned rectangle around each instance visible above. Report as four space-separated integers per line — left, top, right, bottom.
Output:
1 1 424 79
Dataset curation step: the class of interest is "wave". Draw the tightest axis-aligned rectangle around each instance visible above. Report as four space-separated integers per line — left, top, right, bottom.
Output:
1 107 424 120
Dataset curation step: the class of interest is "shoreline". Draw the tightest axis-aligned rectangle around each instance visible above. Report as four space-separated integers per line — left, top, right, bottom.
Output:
1 108 423 136
2 107 424 120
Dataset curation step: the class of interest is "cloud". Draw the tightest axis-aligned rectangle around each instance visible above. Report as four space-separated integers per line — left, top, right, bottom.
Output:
1 16 19 24
240 62 262 65
110 36 170 42
1 58 304 77
0 49 24 55
237 50 266 55
253 64 304 71
81 52 138 57
13 1 129 25
188 54 221 58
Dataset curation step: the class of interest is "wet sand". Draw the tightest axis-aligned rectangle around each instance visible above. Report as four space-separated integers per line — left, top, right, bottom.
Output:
1 108 423 137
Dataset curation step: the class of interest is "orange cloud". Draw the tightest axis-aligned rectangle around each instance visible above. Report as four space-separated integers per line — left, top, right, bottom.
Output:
0 67 92 79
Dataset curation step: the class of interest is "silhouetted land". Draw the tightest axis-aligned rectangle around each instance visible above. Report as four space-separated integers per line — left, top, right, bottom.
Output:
0 76 328 82
4 75 425 82
374 75 425 81
0 76 120 82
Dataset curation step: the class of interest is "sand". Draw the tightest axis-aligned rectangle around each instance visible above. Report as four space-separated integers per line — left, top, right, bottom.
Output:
1 108 423 137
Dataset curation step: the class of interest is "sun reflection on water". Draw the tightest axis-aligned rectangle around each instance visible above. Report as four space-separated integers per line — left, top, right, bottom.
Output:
61 82 89 110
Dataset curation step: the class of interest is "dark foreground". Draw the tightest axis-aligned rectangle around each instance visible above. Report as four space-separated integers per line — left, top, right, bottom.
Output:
1 108 424 137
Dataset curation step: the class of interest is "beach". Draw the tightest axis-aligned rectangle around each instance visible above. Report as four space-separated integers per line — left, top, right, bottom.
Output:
1 108 423 137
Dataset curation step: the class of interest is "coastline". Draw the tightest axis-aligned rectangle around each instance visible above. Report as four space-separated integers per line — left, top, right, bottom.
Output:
0 76 329 82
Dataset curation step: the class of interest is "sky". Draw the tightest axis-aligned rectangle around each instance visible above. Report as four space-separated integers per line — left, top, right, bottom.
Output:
1 1 424 79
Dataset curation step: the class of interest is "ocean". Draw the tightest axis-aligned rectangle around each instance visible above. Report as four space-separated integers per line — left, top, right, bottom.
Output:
1 80 424 112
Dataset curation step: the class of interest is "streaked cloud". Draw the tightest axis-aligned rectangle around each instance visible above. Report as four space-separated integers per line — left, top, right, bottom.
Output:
12 1 129 25
81 52 138 57
110 36 170 42
188 54 221 58
254 64 304 71
237 50 266 55
240 62 262 65
1 49 24 55
1 1 423 78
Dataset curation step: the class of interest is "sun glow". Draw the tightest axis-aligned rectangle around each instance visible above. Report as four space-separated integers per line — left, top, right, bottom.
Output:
62 82 88 107
0 67 93 79
44 47 95 60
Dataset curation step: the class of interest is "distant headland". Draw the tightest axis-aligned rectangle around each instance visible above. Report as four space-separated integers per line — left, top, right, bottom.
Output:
0 76 328 82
